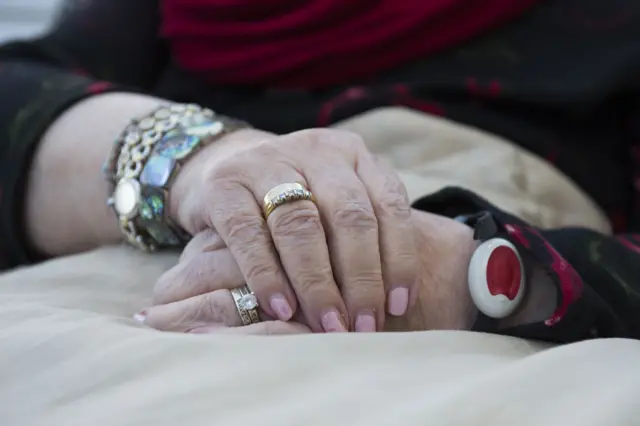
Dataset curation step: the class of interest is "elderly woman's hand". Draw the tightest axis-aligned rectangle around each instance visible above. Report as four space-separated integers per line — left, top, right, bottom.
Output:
139 209 479 333
166 128 419 333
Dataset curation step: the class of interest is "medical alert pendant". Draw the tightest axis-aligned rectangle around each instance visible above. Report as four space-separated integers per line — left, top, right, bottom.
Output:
468 237 525 318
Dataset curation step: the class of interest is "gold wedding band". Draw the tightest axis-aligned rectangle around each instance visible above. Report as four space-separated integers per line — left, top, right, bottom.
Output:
230 285 261 326
263 182 315 218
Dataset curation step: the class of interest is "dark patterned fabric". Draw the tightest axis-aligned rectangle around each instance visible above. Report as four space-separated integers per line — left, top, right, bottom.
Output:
0 64 118 268
0 0 639 341
414 188 640 342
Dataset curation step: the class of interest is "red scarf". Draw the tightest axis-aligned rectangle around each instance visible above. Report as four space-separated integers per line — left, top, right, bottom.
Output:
162 0 541 88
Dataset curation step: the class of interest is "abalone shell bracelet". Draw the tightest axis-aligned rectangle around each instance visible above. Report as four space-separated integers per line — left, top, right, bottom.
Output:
103 103 250 251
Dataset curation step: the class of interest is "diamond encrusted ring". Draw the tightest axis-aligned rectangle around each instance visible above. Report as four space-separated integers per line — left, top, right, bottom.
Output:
230 286 261 326
263 182 315 219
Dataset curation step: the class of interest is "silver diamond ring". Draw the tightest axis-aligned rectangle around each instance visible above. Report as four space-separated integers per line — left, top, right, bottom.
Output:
230 285 261 326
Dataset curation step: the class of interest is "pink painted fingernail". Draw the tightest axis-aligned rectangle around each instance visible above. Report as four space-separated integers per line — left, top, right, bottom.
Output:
355 313 376 332
270 294 293 321
388 287 409 316
321 310 347 333
133 310 147 324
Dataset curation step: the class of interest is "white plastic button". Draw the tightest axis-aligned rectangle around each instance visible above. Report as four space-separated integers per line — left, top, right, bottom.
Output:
468 237 525 318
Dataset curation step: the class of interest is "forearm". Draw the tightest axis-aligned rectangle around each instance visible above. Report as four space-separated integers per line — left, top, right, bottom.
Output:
25 92 164 257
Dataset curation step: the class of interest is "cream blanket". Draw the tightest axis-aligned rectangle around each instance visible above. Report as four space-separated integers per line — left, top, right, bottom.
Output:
1 108 637 425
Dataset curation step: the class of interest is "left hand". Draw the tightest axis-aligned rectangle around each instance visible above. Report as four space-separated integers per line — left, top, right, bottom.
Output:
168 128 420 333
138 209 479 333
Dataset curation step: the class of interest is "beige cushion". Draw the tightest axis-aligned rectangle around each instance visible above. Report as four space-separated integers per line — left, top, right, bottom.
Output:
1 247 639 426
335 108 610 232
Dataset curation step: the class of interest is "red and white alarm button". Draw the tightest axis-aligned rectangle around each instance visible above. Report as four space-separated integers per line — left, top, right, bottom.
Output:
468 238 525 319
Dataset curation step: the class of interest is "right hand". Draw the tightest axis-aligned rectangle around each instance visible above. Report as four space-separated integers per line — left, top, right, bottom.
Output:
167 128 420 333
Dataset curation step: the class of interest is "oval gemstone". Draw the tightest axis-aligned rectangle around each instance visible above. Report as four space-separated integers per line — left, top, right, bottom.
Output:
113 179 140 217
154 130 200 160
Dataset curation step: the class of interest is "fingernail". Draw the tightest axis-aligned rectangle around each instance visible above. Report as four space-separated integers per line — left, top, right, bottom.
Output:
388 287 409 316
321 310 347 333
133 310 147 324
270 294 293 321
355 313 376 332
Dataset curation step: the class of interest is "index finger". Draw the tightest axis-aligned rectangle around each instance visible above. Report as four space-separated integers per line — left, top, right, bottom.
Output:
205 180 299 323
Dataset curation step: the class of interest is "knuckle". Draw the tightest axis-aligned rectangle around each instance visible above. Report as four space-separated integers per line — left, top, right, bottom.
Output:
179 257 207 289
270 207 323 238
291 266 336 297
217 213 282 288
195 229 225 250
387 252 419 282
377 191 411 220
293 128 334 148
394 250 419 270
342 273 385 302
242 258 280 287
198 293 228 324
376 177 411 219
293 128 365 153
152 262 194 305
220 211 267 242
332 200 377 230
341 131 367 152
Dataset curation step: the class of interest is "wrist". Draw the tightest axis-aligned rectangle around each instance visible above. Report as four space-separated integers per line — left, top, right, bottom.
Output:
25 93 163 256
385 212 478 331
169 128 274 234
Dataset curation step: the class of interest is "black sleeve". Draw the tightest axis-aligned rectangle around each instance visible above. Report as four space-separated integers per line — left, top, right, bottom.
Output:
0 0 165 270
413 187 640 343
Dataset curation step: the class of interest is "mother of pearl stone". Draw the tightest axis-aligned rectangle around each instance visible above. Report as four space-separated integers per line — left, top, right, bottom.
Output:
113 178 141 219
